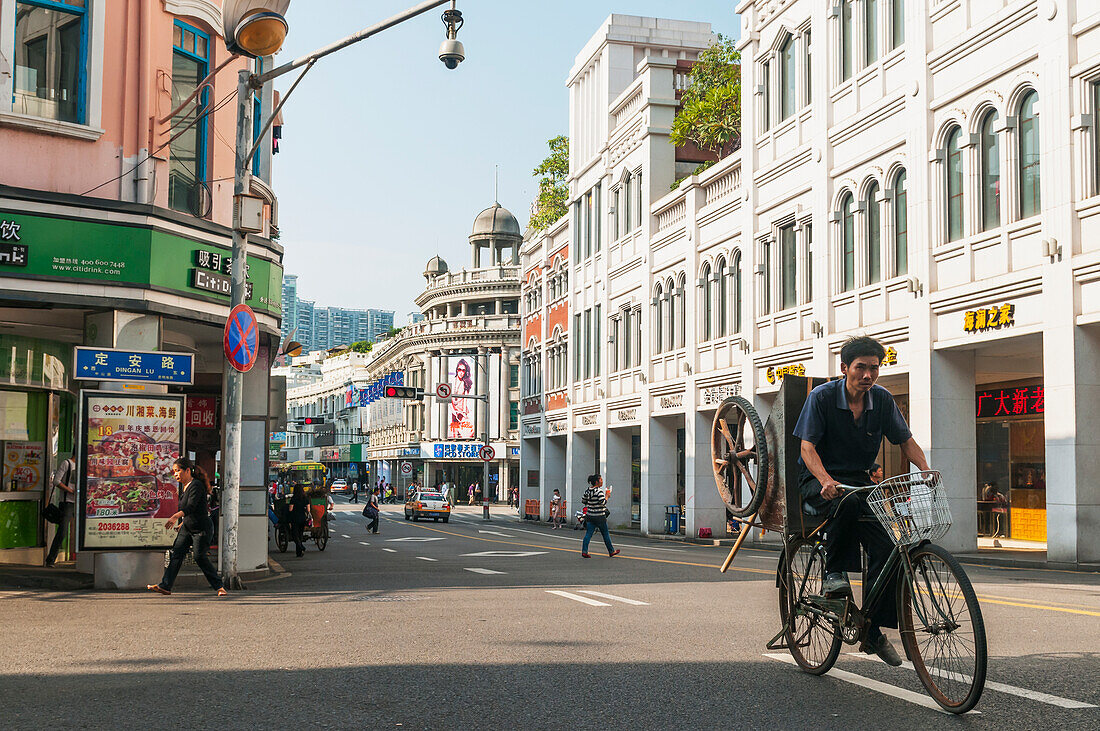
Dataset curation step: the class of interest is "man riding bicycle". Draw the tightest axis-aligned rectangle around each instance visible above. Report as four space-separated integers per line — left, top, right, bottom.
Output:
792 336 931 667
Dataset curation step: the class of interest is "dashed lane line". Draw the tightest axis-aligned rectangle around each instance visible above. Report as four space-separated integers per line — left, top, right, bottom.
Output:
341 534 350 538
578 590 649 606
359 542 370 546
763 653 977 715
416 557 438 562
465 568 505 575
844 653 1097 709
546 590 610 607
381 548 397 553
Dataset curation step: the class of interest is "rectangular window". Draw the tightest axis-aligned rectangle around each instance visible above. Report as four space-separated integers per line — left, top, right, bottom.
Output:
864 0 878 66
780 40 795 121
805 224 813 301
594 183 602 252
169 21 211 215
593 304 602 376
840 0 853 82
1094 82 1100 194
573 314 582 380
613 188 621 240
762 61 771 132
634 308 642 366
573 201 582 261
634 171 644 229
13 0 88 124
584 190 593 258
891 0 904 50
894 175 908 275
610 316 620 372
624 174 633 233
762 240 772 315
623 310 632 369
804 30 812 104
509 364 519 389
509 401 518 432
780 224 797 309
583 309 592 379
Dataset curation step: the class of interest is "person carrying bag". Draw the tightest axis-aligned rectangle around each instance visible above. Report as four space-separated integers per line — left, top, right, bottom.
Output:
362 488 380 534
45 455 77 566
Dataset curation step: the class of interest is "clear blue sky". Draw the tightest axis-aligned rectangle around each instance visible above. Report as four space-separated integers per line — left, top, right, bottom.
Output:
275 1 739 322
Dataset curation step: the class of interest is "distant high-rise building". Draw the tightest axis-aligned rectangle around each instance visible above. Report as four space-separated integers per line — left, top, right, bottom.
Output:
281 274 394 352
407 311 425 324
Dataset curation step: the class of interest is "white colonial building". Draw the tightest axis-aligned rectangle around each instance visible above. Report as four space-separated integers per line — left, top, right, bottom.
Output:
360 204 523 497
521 4 1100 565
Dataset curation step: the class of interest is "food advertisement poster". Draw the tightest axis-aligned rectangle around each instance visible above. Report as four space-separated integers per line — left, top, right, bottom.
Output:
3 441 45 491
79 392 185 551
447 356 475 440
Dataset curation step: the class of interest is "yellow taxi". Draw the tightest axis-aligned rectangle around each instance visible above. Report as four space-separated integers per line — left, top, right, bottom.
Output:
404 490 451 523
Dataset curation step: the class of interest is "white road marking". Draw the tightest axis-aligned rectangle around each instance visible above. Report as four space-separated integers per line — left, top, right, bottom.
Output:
578 590 649 606
478 530 514 537
416 557 438 562
386 537 447 542
507 526 684 551
464 568 506 575
460 550 547 557
844 653 1097 709
358 542 370 546
382 548 397 553
546 590 611 607
762 653 978 715
341 534 350 538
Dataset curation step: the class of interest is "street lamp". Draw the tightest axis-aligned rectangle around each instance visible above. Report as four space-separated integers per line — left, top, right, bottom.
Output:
218 0 464 589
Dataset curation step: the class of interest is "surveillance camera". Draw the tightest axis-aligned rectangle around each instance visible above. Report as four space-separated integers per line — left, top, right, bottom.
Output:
439 38 465 69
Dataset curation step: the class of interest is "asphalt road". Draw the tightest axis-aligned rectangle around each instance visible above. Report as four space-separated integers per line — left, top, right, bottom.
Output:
3 501 1100 730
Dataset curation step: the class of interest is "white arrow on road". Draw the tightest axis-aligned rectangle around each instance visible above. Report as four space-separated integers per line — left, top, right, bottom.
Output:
477 530 514 537
385 537 447 542
460 550 547 557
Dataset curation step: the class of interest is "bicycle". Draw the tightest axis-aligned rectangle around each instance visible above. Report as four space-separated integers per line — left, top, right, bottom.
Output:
771 471 987 714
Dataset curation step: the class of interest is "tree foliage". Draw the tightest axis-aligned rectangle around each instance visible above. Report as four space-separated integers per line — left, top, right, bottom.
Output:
670 35 741 161
349 340 373 353
528 135 570 234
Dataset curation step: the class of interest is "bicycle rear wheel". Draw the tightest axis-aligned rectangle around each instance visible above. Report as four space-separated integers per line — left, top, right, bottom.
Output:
779 539 842 675
898 543 987 714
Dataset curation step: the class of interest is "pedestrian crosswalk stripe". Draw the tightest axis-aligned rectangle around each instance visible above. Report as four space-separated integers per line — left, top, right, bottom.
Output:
464 568 505 575
763 653 978 715
578 590 649 606
546 590 610 607
382 548 397 553
844 653 1096 709
416 557 438 562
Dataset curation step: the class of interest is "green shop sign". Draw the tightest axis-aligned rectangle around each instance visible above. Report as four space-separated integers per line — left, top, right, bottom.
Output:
0 212 282 316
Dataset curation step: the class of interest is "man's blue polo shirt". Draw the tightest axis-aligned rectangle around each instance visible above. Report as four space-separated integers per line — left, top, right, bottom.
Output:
793 378 911 474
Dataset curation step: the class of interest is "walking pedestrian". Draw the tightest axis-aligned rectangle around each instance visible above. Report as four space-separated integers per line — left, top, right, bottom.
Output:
467 483 475 505
549 489 562 529
351 481 359 503
580 474 619 559
363 487 381 534
148 458 227 595
45 454 77 566
287 482 309 556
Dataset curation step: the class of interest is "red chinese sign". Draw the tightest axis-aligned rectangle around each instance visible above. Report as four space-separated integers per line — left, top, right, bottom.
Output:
976 386 1044 419
186 396 219 429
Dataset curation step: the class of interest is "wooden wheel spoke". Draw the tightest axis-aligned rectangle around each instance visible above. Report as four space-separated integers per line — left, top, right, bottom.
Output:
735 448 755 460
735 458 757 492
716 418 736 451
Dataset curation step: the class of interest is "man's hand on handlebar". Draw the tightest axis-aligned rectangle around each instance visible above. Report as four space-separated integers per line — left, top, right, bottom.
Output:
819 480 842 500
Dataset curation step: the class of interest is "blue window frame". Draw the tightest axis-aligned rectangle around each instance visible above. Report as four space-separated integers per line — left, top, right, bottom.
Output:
13 0 89 124
169 20 210 215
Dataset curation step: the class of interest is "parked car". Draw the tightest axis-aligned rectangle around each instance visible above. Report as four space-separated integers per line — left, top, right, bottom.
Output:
330 478 348 494
404 491 450 522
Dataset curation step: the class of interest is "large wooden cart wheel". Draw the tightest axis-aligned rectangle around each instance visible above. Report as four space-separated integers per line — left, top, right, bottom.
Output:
711 395 769 518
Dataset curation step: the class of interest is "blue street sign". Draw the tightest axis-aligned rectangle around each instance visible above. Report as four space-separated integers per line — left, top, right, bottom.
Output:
74 347 194 385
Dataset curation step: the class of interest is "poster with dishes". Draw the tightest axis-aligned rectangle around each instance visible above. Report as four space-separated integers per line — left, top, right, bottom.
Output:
447 356 476 440
2 441 45 491
79 392 185 550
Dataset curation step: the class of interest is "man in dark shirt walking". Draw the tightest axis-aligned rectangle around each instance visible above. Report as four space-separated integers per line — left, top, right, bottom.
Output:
792 336 930 666
580 474 620 559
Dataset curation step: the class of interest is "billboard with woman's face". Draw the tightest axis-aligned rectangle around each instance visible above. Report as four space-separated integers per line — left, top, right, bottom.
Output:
448 357 475 439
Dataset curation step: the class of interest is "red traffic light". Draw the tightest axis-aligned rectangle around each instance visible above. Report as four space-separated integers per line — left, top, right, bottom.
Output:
302 417 326 425
384 386 421 399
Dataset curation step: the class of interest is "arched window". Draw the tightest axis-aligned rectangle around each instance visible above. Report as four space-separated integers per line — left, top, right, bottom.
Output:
655 283 665 354
779 35 795 121
1018 90 1040 218
893 170 908 276
701 262 713 341
866 181 881 284
716 256 729 336
840 0 853 82
666 277 677 351
840 193 855 291
945 126 964 242
731 252 743 332
979 110 1001 230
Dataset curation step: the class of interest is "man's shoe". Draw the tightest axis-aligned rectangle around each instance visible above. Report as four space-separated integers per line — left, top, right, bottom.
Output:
822 572 851 596
864 633 903 666
581 553 591 558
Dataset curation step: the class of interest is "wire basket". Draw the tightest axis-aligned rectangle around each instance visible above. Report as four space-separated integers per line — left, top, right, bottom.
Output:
866 471 951 546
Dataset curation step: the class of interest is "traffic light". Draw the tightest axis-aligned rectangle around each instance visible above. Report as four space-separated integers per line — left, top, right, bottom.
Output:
300 416 327 425
384 385 422 400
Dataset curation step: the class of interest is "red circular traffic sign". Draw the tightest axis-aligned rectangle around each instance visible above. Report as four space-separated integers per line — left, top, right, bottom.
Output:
400 461 413 475
478 445 495 462
435 383 452 399
224 304 259 373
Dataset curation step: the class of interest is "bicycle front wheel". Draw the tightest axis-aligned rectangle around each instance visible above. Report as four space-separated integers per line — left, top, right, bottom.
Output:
898 543 987 714
779 539 842 675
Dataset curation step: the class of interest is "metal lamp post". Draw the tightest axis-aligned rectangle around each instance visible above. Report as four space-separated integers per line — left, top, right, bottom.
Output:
220 0 464 588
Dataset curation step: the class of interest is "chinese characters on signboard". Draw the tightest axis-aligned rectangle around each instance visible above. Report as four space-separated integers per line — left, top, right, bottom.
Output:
2 441 45 491
975 386 1044 419
765 362 805 384
433 443 487 459
191 249 253 299
79 392 185 551
74 347 194 385
185 396 219 429
964 303 1015 334
0 220 27 267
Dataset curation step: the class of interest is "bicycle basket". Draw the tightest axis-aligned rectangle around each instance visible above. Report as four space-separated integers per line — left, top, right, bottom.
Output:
867 471 951 546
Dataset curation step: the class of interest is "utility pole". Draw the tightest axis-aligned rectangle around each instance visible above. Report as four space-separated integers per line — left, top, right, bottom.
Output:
480 347 491 520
